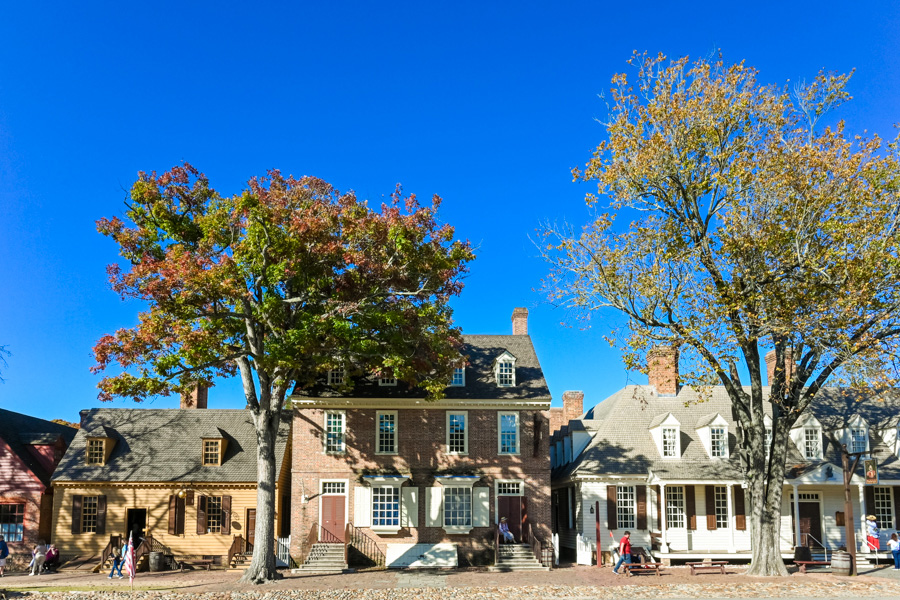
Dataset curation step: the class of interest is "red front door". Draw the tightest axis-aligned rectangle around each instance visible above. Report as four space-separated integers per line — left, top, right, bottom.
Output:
321 496 345 542
498 496 523 540
246 509 256 547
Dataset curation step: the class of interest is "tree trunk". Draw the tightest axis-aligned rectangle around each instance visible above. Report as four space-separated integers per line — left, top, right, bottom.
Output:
240 408 282 583
744 442 790 576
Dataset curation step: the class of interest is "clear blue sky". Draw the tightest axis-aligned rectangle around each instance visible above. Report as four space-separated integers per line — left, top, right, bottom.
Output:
1 1 898 423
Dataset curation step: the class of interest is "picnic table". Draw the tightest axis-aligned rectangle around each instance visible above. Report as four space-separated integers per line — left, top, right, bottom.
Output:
686 560 728 575
793 560 830 574
623 561 663 576
180 558 213 572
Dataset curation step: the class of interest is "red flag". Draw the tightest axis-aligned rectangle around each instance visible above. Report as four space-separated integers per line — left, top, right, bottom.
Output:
123 532 136 584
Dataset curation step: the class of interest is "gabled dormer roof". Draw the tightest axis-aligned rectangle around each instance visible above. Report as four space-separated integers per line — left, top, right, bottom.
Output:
695 413 727 429
648 413 678 429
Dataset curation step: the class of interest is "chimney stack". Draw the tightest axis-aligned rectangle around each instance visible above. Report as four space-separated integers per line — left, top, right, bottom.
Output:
648 346 679 396
562 390 584 423
511 307 528 335
765 349 795 387
180 384 208 409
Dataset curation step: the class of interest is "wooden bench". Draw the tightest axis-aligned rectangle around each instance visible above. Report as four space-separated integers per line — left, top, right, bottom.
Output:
793 560 830 574
623 562 663 576
686 560 728 575
179 559 213 572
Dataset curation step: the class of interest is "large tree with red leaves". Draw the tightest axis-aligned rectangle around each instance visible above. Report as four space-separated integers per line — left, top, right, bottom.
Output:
93 164 474 583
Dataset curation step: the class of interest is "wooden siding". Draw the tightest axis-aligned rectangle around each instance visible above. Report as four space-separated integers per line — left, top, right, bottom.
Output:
52 483 281 559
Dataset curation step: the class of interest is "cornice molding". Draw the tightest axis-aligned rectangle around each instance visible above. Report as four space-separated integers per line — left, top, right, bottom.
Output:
290 397 551 410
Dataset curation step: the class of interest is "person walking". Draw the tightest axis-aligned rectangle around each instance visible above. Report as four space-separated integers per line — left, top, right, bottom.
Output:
108 545 123 579
888 533 900 569
0 534 9 577
612 531 632 575
29 540 47 576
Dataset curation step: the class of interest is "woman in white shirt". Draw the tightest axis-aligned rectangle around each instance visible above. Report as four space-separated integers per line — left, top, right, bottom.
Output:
888 533 900 570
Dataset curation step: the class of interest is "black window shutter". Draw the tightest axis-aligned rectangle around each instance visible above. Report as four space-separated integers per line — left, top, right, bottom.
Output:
686 486 697 530
636 486 647 530
197 495 208 535
71 495 83 534
221 496 232 535
705 486 717 530
607 485 618 531
96 495 107 535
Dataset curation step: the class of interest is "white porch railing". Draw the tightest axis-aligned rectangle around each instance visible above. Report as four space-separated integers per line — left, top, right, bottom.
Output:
276 536 291 567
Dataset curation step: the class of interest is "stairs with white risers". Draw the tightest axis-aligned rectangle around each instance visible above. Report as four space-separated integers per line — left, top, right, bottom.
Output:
291 543 349 574
491 544 549 572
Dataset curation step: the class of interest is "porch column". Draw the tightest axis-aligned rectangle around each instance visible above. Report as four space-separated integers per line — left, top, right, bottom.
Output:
660 483 668 551
792 484 801 548
858 484 868 552
727 483 736 553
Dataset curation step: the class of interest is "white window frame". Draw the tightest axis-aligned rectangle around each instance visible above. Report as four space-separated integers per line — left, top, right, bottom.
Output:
446 411 468 455
804 427 822 460
714 486 728 528
498 411 520 455
710 426 728 458
666 486 686 529
376 410 398 455
494 479 524 524
436 476 479 534
450 365 465 387
324 410 346 454
379 376 397 387
496 360 515 387
850 427 868 455
617 485 636 530
662 427 678 458
875 486 894 530
765 426 773 459
371 485 401 532
328 367 345 386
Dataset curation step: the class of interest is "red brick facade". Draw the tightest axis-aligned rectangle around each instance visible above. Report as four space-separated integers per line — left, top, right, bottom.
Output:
0 439 59 565
290 406 551 566
648 346 679 395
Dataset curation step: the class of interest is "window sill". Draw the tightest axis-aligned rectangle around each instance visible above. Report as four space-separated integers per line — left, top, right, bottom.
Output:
371 526 402 535
443 526 474 535
374 451 398 456
498 452 520 456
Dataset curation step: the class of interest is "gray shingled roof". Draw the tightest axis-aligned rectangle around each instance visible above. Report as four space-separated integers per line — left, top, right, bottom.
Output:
0 409 77 487
554 385 900 484
53 409 290 483
292 334 551 401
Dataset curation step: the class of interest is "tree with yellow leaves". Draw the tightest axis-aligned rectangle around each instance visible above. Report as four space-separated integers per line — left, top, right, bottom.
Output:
542 53 900 576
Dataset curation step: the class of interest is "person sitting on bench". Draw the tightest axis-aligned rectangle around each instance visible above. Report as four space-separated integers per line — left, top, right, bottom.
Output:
499 517 516 543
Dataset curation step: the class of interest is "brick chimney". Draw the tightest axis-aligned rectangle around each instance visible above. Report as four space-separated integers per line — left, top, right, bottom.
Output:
562 390 584 423
765 349 795 387
648 346 679 396
180 384 208 409
511 307 528 335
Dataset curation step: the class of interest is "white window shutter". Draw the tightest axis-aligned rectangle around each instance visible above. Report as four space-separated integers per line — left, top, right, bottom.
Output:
473 487 490 527
354 486 371 528
401 487 418 528
425 487 443 527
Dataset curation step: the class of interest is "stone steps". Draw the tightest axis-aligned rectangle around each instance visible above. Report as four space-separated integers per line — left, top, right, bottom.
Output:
492 544 549 572
292 543 349 574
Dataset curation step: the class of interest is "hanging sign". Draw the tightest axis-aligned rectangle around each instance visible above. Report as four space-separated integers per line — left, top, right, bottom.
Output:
864 459 879 485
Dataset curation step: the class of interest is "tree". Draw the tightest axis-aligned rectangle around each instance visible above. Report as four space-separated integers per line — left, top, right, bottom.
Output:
93 165 474 583
541 53 900 576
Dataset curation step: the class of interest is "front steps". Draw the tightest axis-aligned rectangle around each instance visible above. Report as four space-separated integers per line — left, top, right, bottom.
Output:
491 544 549 572
227 552 253 572
292 543 349 574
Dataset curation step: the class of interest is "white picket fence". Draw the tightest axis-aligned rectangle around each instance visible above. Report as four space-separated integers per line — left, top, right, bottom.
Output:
276 536 291 567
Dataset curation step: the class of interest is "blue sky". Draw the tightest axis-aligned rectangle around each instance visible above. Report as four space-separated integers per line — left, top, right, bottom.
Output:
1 1 898 423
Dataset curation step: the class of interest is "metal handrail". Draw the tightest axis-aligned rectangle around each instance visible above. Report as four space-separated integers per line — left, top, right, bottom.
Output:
346 523 385 568
524 518 553 568
804 533 829 562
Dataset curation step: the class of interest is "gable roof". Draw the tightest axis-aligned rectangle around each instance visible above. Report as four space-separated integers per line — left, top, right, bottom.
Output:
0 409 78 487
52 409 290 484
554 385 900 485
292 334 551 401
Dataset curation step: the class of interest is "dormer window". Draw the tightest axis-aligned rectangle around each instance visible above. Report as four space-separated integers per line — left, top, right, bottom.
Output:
450 366 465 387
494 352 517 387
85 437 114 466
202 439 224 466
662 427 678 457
650 413 681 458
804 428 821 459
379 377 397 387
328 367 345 386
710 427 727 458
850 427 867 454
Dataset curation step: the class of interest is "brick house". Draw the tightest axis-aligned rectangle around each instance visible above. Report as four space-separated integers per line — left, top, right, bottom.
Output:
0 409 77 566
290 308 552 568
552 348 900 565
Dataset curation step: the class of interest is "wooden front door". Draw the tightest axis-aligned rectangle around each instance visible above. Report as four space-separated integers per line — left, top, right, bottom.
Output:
498 496 524 540
797 502 823 548
246 509 256 547
321 495 345 542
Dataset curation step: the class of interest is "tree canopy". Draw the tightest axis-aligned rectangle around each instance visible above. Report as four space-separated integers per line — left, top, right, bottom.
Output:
93 164 474 582
542 53 900 575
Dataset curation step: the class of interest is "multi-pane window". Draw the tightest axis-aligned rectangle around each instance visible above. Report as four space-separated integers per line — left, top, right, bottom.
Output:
325 411 346 453
710 427 727 457
804 428 820 459
322 482 346 495
714 486 728 528
206 496 223 533
666 486 685 528
377 411 397 454
328 367 345 386
203 440 220 465
662 427 678 457
444 487 472 527
0 503 25 542
499 412 518 454
451 367 465 386
851 428 867 454
372 487 400 527
497 360 514 386
765 427 773 458
617 485 636 529
447 412 467 454
875 487 894 529
86 439 105 465
498 482 521 495
379 377 397 386
82 496 99 533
